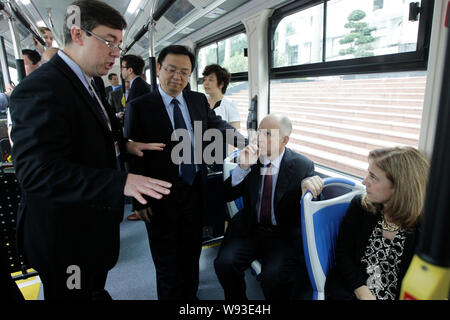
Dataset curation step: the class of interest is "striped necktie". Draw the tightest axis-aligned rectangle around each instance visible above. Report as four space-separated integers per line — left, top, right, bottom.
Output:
172 99 196 185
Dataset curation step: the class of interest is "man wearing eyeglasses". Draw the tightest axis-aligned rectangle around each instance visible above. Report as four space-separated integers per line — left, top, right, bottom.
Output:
126 45 245 300
9 0 171 300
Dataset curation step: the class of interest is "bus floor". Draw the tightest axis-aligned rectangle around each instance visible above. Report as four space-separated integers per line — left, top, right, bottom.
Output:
104 204 265 300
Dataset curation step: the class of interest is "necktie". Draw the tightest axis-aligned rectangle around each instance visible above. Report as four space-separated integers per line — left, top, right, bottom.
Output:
172 99 196 185
259 163 273 226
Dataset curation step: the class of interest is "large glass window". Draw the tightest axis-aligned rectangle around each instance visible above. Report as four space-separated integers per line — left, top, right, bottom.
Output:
197 30 249 136
269 0 432 178
270 72 425 177
272 0 423 68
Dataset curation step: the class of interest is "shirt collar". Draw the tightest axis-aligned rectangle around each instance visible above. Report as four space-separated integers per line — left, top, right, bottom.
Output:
57 50 92 92
260 148 285 170
158 84 183 108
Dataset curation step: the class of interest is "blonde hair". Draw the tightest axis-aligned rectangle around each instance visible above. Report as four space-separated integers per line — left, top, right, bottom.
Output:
362 146 430 231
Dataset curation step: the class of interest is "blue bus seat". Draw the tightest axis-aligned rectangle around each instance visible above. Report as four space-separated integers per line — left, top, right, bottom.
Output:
301 177 365 300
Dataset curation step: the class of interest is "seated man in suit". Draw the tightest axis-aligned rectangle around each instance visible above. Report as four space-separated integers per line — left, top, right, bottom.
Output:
214 114 323 300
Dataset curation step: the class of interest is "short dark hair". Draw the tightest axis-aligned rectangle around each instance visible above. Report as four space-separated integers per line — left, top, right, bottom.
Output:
202 64 231 94
22 49 41 65
122 55 145 76
108 73 117 80
39 27 51 33
63 0 127 46
157 45 195 72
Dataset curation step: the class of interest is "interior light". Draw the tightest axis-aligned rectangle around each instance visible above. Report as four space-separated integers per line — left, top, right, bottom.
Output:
126 0 142 15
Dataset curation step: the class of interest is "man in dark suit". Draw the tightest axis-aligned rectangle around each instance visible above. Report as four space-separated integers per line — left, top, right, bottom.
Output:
214 114 323 300
121 54 152 221
105 73 121 100
127 45 245 300
121 55 151 104
9 0 171 300
122 54 151 138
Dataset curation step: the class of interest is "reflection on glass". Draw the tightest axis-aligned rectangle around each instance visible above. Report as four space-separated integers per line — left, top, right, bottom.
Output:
197 33 248 78
197 43 218 78
326 0 421 61
218 33 248 74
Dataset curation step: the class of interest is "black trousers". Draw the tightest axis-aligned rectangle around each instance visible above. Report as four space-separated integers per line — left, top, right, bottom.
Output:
37 268 111 300
21 212 112 300
145 176 203 300
214 227 312 300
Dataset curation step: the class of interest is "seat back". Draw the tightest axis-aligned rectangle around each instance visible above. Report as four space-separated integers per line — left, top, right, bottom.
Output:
223 149 244 218
301 177 365 300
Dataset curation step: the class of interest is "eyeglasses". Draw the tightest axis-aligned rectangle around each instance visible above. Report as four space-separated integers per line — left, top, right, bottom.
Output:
82 28 123 53
161 64 190 78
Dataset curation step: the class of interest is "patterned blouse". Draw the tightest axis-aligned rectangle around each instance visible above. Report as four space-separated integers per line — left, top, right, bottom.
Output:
361 220 406 300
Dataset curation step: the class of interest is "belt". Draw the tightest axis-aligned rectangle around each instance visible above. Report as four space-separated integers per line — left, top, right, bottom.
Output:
255 224 279 234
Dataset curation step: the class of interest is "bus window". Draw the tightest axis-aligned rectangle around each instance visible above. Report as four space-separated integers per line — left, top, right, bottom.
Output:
269 0 432 178
197 30 249 135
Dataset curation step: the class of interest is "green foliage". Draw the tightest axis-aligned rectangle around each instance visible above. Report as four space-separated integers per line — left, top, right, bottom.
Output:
348 9 366 21
339 9 376 58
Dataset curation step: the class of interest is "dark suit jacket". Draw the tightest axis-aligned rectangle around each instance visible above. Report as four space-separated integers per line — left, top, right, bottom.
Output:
325 194 419 300
127 88 243 217
109 88 124 113
224 148 314 247
9 54 128 276
124 76 151 138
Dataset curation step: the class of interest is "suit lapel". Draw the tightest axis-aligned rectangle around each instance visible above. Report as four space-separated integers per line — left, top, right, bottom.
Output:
274 149 292 210
152 89 176 137
52 55 110 133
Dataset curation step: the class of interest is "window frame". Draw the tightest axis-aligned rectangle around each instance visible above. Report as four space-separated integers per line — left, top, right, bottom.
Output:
268 0 435 80
195 24 249 86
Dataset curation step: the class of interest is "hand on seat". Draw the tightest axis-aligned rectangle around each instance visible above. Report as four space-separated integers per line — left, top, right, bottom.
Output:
301 175 324 198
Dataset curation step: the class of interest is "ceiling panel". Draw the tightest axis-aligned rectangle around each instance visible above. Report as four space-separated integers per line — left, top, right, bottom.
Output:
0 0 252 65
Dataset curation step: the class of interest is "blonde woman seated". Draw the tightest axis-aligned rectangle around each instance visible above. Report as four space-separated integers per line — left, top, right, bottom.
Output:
202 64 240 130
324 146 429 300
